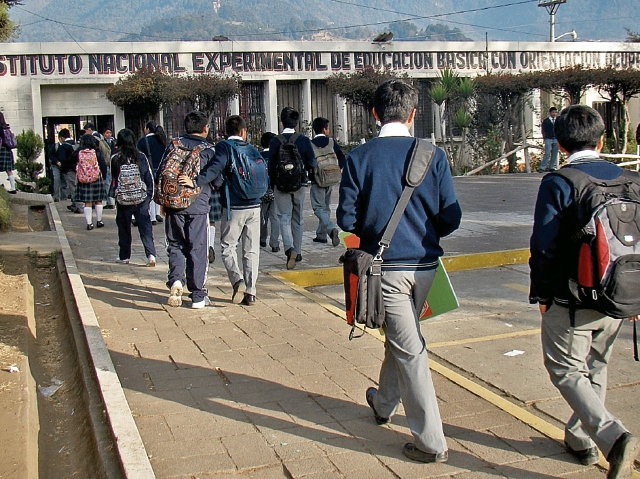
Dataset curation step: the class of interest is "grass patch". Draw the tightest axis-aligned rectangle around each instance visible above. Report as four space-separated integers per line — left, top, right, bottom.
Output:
0 188 11 230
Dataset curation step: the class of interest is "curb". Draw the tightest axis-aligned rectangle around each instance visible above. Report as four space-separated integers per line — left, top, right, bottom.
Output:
48 203 156 479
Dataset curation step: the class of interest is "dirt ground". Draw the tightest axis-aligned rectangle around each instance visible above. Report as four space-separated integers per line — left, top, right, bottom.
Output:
0 204 108 479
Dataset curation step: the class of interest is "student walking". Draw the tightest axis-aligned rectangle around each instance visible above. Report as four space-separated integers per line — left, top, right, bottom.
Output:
0 111 17 194
110 129 156 266
72 134 108 230
259 132 280 252
137 121 167 225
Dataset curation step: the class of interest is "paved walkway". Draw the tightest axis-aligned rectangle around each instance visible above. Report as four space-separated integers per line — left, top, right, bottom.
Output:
56 176 625 478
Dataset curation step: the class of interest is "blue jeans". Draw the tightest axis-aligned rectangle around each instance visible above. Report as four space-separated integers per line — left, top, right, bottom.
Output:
274 186 306 254
50 165 65 201
540 139 559 171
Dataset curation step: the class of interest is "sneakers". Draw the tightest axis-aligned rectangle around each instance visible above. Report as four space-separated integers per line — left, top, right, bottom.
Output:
131 218 138 227
285 248 297 270
167 280 183 307
208 246 215 264
403 443 448 463
96 220 105 228
564 441 599 466
87 223 94 231
365 387 389 425
155 215 163 223
607 433 640 479
152 220 157 226
192 296 211 309
240 293 255 306
146 255 156 267
115 258 130 264
330 228 341 247
232 280 246 304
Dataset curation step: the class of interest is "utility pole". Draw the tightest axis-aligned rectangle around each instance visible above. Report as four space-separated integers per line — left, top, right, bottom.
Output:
538 0 567 42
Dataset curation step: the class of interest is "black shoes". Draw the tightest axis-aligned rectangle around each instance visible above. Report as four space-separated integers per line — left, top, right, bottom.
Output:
87 223 94 231
564 441 599 466
152 220 157 226
296 254 302 262
260 241 267 247
285 248 297 270
271 246 280 253
606 433 640 479
132 218 138 227
96 220 105 228
232 280 246 304
365 387 389 425
8 190 16 195
240 293 255 306
403 443 448 463
312 237 328 243
330 228 341 247
155 215 163 223
208 246 215 264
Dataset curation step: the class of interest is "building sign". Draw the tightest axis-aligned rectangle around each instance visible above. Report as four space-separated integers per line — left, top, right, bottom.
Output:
1 50 639 77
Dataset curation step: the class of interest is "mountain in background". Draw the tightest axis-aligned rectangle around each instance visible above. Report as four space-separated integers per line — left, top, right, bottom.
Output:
6 0 638 44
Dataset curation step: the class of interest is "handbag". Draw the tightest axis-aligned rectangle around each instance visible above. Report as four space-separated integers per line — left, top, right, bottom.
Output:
339 138 435 340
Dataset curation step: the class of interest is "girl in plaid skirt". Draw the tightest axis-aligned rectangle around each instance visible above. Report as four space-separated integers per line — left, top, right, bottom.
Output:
0 112 17 194
72 134 107 230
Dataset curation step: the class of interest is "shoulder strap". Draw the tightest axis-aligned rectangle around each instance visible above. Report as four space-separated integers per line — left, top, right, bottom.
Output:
289 133 300 145
377 139 436 255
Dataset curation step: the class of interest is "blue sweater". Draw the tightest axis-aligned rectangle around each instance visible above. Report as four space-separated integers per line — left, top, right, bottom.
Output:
137 134 166 173
337 137 461 270
529 157 624 306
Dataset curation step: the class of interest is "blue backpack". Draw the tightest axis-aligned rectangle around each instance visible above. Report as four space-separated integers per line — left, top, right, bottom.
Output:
223 139 268 204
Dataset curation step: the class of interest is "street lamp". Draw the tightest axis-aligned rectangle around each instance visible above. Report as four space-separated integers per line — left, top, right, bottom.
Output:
554 30 577 41
538 0 567 42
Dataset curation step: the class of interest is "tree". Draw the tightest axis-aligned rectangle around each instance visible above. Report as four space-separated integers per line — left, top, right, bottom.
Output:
0 2 19 42
15 129 46 192
625 28 640 43
535 66 595 105
172 73 240 116
593 67 640 153
106 67 173 132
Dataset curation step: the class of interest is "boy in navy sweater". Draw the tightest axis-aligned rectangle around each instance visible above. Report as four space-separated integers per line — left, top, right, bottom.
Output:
165 111 225 309
338 79 461 464
530 105 640 476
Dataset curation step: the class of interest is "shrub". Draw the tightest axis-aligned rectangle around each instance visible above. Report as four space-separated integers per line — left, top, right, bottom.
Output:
15 129 44 192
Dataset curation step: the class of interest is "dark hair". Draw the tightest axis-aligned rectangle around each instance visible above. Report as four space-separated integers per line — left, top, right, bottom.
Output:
78 133 98 150
225 115 247 136
280 107 300 129
312 117 329 135
83 122 96 131
58 128 71 139
554 105 604 154
549 107 558 113
0 111 7 128
373 79 418 125
115 128 138 161
184 111 209 135
146 121 167 147
261 132 276 148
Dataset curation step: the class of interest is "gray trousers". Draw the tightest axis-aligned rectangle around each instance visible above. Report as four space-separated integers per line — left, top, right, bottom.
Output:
310 184 336 240
372 269 447 455
220 207 261 296
541 304 627 457
64 171 83 209
274 187 306 254
260 199 280 248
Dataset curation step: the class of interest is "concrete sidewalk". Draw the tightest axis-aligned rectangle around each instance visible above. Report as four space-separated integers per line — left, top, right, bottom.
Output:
55 175 627 478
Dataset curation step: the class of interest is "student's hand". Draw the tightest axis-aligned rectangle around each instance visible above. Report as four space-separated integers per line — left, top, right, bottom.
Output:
178 174 194 188
539 304 548 314
159 206 165 217
628 316 639 322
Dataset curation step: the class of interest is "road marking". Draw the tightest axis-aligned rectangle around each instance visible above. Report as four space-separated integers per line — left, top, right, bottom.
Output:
504 283 530 294
429 329 540 349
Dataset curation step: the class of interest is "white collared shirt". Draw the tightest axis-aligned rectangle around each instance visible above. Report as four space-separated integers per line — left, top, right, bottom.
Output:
565 150 599 164
378 122 412 138
282 128 296 134
313 133 326 139
227 135 243 141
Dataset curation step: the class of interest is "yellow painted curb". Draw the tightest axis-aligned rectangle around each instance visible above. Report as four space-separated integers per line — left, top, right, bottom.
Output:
276 248 531 288
429 329 540 349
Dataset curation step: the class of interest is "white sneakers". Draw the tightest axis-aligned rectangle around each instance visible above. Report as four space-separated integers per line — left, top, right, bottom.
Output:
167 280 183 307
146 255 156 267
115 258 130 264
192 296 211 309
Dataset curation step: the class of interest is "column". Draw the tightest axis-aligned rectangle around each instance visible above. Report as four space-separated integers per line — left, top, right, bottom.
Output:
265 77 278 134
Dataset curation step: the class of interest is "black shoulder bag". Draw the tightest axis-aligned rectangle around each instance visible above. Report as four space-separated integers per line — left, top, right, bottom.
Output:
339 139 435 340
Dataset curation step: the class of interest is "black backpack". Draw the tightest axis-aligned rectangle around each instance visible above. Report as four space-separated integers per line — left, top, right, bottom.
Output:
551 166 640 319
274 133 304 193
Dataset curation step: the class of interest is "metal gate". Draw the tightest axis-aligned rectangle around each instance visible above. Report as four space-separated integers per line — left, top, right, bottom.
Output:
311 80 340 137
239 82 266 145
415 80 435 139
277 81 302 130
346 103 377 142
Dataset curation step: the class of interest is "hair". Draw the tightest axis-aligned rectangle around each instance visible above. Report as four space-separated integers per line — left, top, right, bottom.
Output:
58 128 71 139
261 132 276 148
184 111 209 135
280 107 300 129
78 133 98 150
373 79 418 125
115 128 138 162
312 117 329 135
549 107 558 113
83 122 96 131
554 105 605 153
225 115 247 137
0 111 7 128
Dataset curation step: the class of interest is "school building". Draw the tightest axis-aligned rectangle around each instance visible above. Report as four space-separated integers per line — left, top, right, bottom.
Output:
1 40 639 155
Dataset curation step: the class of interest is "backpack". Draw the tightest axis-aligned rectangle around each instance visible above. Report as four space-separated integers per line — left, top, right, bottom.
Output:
274 133 304 192
223 140 268 202
76 149 101 183
1 128 16 149
154 139 206 210
551 166 640 319
115 155 147 206
312 138 342 187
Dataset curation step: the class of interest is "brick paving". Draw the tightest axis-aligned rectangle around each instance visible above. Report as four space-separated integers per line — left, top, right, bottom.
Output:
55 182 612 478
